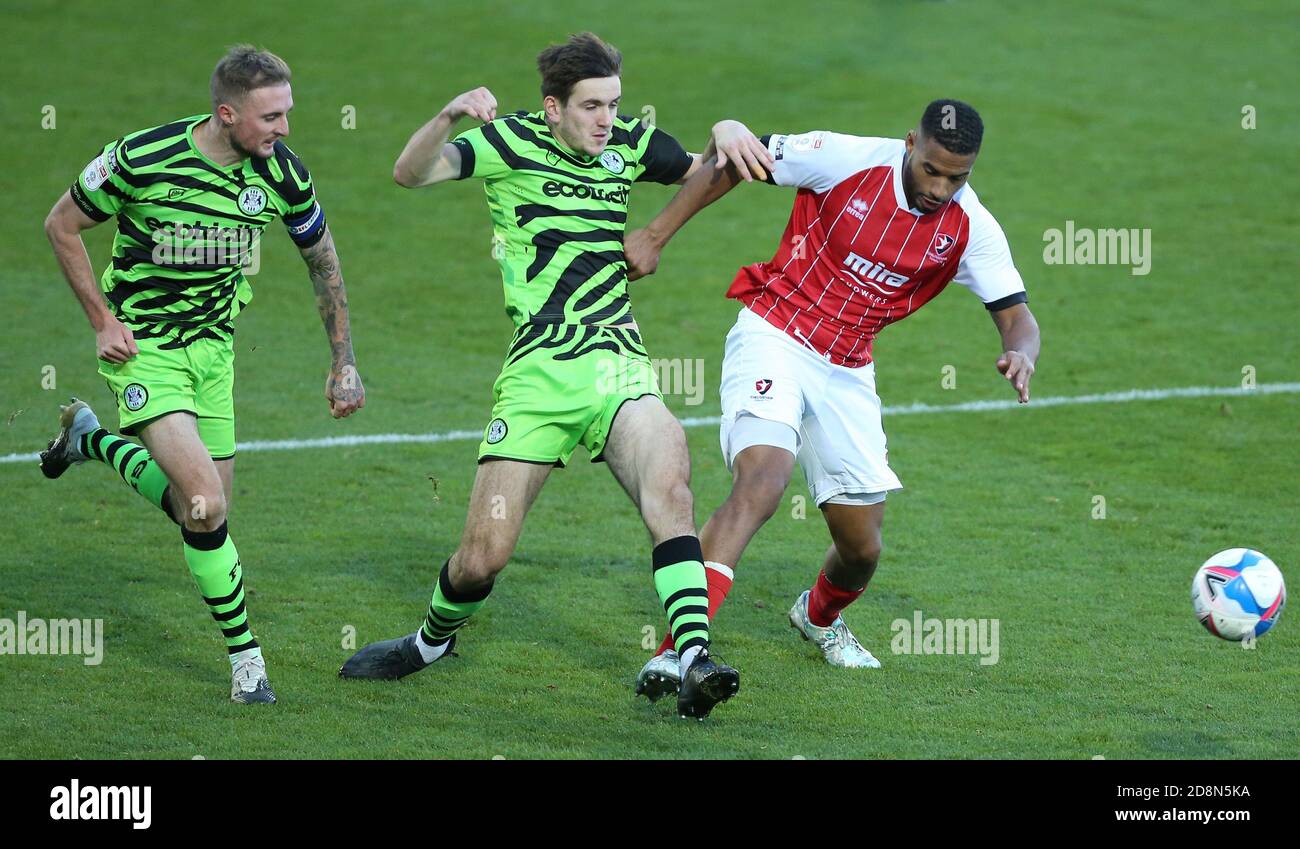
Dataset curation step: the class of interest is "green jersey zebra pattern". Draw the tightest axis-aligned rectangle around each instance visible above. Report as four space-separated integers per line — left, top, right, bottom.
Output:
70 115 327 349
451 110 692 331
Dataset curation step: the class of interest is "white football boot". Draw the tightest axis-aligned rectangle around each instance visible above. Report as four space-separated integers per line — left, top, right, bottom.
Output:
40 397 101 479
788 590 881 668
230 652 277 704
634 648 680 702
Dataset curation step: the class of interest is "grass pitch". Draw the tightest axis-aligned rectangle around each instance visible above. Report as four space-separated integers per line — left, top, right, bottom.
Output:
1 0 1296 758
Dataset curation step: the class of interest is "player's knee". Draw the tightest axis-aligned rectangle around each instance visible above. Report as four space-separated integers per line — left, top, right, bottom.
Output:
180 490 227 531
730 469 788 523
453 539 511 586
841 533 882 571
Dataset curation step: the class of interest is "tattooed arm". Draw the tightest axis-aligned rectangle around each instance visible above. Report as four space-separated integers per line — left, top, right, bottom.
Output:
300 225 365 418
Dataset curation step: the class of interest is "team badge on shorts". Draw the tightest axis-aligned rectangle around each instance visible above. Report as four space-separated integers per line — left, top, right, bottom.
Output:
755 379 773 395
123 383 149 412
238 186 268 216
599 150 626 175
486 418 508 444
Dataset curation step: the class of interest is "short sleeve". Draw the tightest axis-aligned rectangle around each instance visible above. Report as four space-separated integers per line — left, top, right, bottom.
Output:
70 138 132 221
953 201 1027 310
762 131 878 194
450 122 512 181
634 126 692 185
273 145 328 248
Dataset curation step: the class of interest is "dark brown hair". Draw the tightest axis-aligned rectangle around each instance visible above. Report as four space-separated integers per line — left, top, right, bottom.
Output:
536 32 621 104
211 45 292 111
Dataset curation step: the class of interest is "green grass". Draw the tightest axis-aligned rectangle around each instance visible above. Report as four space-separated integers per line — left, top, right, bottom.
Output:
1 0 1297 759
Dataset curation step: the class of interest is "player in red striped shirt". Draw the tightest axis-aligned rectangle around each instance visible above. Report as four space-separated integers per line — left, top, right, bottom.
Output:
625 100 1040 694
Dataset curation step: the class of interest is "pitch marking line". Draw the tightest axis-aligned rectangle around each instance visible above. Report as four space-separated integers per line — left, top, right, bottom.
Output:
3 382 1296 465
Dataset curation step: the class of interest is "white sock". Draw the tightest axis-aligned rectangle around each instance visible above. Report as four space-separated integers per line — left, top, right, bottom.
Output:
229 646 262 668
679 645 703 677
414 630 449 664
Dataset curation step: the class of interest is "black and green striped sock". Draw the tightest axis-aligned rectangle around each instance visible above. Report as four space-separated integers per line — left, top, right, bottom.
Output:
652 535 710 656
182 522 258 654
80 429 175 522
419 560 493 647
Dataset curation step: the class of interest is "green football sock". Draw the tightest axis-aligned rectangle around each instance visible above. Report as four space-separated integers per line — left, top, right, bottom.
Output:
81 429 175 522
420 560 493 646
652 536 711 655
182 523 258 654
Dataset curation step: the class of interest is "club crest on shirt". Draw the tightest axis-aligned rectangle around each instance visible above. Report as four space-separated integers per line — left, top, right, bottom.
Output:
927 232 956 263
599 150 626 175
238 186 267 216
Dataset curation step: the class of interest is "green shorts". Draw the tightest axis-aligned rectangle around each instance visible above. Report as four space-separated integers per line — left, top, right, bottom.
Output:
98 335 236 459
478 324 660 466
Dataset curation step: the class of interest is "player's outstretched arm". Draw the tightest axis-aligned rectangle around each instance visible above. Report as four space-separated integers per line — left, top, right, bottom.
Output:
991 302 1040 404
393 87 497 188
625 120 771 281
300 225 365 418
695 119 774 184
44 190 139 363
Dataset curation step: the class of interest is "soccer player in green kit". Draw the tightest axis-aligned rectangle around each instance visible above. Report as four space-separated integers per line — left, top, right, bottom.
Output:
340 32 773 719
40 45 365 704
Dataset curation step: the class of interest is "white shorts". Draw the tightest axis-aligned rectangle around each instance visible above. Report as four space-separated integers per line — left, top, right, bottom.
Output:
719 307 903 506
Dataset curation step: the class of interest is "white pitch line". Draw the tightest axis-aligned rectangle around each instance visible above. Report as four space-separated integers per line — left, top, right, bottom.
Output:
2 382 1296 466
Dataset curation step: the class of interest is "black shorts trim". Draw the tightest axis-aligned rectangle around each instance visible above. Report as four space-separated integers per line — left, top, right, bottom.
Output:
589 392 658 464
478 454 565 469
118 408 197 437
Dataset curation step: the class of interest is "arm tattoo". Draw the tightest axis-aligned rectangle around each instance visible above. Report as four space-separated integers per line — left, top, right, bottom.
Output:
303 228 356 369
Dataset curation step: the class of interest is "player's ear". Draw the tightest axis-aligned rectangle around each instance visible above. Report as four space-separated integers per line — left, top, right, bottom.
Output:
542 94 562 122
215 102 237 128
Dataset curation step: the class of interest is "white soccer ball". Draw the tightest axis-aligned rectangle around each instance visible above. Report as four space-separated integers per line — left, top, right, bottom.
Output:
1191 548 1286 641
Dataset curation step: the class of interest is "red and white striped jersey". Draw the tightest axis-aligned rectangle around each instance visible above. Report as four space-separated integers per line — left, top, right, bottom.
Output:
726 131 1027 367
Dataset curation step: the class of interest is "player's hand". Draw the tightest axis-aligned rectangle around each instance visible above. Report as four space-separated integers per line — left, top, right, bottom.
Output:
710 120 774 182
444 87 498 123
623 228 663 281
326 363 366 418
95 315 139 363
996 350 1034 403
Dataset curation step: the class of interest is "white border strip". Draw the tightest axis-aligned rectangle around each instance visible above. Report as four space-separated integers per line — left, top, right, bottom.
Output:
3 382 1296 465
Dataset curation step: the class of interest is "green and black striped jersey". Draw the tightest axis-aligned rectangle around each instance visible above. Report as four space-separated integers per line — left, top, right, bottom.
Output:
451 110 693 327
70 114 327 348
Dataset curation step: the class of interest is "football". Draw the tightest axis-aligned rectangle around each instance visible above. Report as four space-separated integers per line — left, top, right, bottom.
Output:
1191 548 1287 641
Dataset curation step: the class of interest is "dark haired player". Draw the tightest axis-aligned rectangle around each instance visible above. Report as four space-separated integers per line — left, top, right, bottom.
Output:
40 45 365 703
625 100 1040 692
339 33 772 719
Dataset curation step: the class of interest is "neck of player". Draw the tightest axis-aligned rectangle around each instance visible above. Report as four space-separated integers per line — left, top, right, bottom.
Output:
195 117 245 168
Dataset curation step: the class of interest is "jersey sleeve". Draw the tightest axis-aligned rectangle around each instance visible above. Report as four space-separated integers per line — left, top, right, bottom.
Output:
952 200 1028 311
272 144 328 249
760 131 876 194
633 126 693 185
450 122 513 181
69 138 133 221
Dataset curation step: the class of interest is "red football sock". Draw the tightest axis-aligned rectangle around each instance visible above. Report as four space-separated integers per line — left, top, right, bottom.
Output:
807 569 864 627
656 561 734 655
